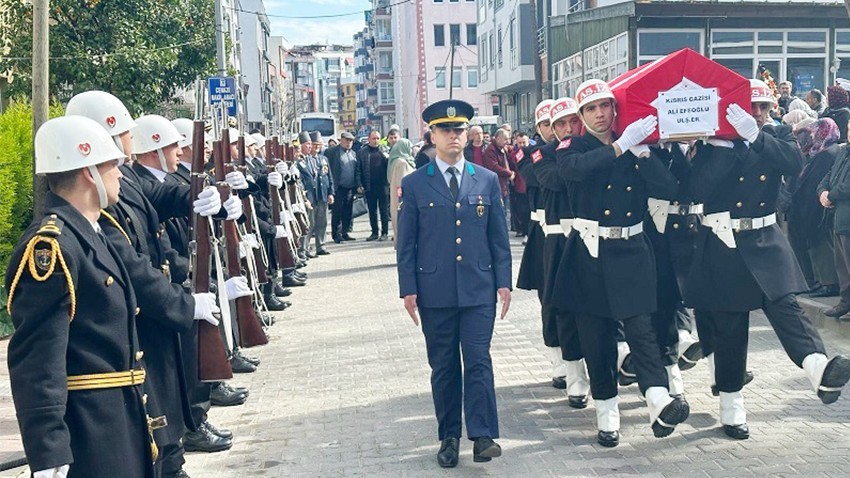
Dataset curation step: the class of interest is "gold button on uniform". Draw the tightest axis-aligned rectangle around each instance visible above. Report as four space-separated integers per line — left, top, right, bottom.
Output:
760 175 766 181
634 164 640 170
626 186 632 192
736 202 743 208
673 223 680 229
456 220 461 226
456 202 461 209
429 202 434 207
607 184 612 190
456 238 462 244
739 176 745 182
135 307 141 316
456 255 462 262
105 276 114 286
604 209 611 216
760 202 765 207
626 212 632 217
136 351 144 361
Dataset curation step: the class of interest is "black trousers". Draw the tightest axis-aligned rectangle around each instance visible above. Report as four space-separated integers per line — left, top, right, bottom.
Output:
160 442 185 476
510 190 530 235
576 313 668 399
696 293 827 391
650 305 680 366
366 189 389 235
180 322 211 431
331 187 354 238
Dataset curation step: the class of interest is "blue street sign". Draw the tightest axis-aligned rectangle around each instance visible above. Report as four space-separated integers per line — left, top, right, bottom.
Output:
208 76 238 117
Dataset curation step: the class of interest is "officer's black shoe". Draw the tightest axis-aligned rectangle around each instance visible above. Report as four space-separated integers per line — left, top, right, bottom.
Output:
472 437 501 463
678 342 704 371
568 395 588 409
552 376 567 389
712 371 754 396
234 348 260 367
281 274 306 287
210 382 247 406
618 355 638 386
366 233 379 241
230 354 257 374
316 248 331 256
342 234 355 241
652 396 690 438
273 283 292 297
220 381 249 397
333 235 342 244
292 270 307 280
183 424 232 453
723 424 750 440
809 284 840 298
296 260 307 269
825 303 850 318
597 430 620 448
818 355 850 404
264 294 289 311
204 420 233 439
437 438 459 468
378 234 388 242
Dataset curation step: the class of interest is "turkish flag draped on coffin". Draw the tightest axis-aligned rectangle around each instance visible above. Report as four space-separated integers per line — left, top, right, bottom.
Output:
608 48 751 144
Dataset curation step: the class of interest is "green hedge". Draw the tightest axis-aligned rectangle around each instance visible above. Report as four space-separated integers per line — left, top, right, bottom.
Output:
0 100 64 337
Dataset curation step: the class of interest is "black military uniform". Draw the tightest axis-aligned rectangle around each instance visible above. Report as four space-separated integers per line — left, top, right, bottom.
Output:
515 144 545 292
5 194 155 478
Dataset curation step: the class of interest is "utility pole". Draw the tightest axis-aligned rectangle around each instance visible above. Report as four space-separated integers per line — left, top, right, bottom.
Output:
214 0 227 76
32 0 49 217
448 41 456 99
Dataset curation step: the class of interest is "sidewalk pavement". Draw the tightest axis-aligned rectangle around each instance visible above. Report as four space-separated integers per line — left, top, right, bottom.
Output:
3 218 850 477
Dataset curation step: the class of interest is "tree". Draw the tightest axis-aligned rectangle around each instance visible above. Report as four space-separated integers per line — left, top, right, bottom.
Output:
0 0 217 114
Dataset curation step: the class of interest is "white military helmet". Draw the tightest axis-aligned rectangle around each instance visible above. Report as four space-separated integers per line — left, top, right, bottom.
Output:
65 91 137 137
36 116 126 208
550 97 579 124
244 134 257 148
170 118 194 148
750 79 777 105
132 115 184 171
36 116 126 174
252 133 266 146
534 99 555 125
575 79 615 110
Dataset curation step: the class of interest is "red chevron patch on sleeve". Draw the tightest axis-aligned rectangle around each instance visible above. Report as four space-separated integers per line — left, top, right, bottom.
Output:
556 139 572 151
532 150 543 163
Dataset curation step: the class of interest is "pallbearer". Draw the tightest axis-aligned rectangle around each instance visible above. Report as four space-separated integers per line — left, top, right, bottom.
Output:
396 100 512 468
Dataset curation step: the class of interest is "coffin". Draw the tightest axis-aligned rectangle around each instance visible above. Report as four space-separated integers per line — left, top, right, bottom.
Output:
608 48 751 143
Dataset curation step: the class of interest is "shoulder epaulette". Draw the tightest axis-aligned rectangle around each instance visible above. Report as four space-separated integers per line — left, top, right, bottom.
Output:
99 210 132 245
7 214 76 320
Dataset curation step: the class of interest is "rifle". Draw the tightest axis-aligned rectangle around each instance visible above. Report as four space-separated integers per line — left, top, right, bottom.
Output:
213 129 269 348
266 137 298 270
191 120 233 381
285 143 311 235
235 135 269 285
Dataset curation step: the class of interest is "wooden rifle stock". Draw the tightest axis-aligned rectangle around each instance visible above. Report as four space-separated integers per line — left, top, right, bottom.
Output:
192 124 233 381
214 131 268 348
268 137 297 269
236 136 269 284
286 144 310 235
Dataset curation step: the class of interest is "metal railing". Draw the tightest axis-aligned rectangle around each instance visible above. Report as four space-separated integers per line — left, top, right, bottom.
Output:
537 26 547 55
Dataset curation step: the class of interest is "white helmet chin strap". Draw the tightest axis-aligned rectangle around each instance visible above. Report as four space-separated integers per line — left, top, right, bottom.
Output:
113 136 125 154
87 165 109 209
156 149 169 172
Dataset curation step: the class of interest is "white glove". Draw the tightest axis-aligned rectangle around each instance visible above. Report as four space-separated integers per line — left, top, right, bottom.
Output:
192 292 220 326
275 162 289 174
33 466 69 478
242 232 260 249
225 276 253 300
275 225 289 238
706 138 734 148
193 187 221 217
268 171 283 188
613 115 658 153
628 145 650 158
290 165 300 179
225 171 248 190
223 195 242 220
726 104 760 143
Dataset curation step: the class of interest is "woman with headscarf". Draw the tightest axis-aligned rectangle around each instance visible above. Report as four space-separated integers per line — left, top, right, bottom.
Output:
783 109 813 131
788 98 818 119
788 118 842 298
388 138 417 248
821 86 850 144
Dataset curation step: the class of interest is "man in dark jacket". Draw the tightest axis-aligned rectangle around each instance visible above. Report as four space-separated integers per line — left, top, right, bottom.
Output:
299 131 335 255
356 130 390 241
481 129 514 200
819 142 850 315
463 126 487 166
326 131 359 242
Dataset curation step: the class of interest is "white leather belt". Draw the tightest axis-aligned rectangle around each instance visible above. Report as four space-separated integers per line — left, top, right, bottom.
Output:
542 224 563 236
530 211 540 222
668 204 703 215
702 212 776 249
573 218 643 258
559 219 574 235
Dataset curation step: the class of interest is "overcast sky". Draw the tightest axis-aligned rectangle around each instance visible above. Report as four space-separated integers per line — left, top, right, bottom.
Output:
263 0 371 47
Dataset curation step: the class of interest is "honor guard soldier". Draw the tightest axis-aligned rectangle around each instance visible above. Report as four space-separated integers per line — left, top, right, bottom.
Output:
5 116 155 478
553 79 689 447
685 79 850 439
396 99 512 468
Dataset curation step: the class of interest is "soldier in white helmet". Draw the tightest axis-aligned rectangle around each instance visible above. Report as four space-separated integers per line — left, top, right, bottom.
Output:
4 116 155 478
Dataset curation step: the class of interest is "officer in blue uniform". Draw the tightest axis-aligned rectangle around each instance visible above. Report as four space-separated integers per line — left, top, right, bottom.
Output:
396 99 512 468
